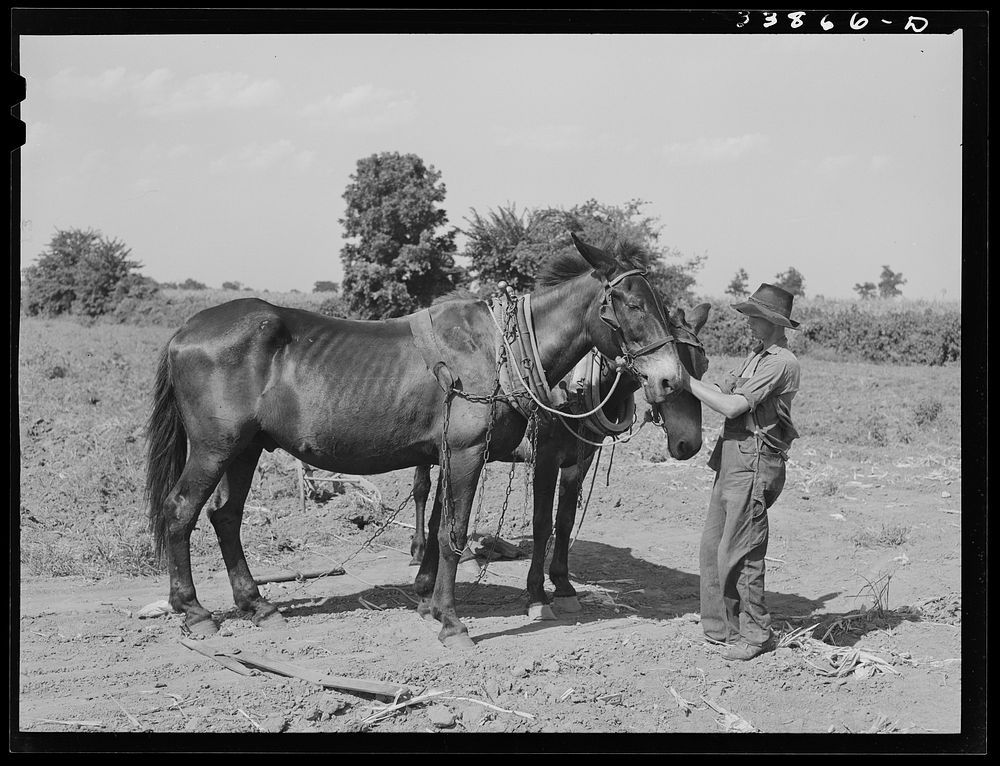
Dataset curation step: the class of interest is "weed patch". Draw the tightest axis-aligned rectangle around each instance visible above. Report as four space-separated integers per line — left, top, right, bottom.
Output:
850 522 912 549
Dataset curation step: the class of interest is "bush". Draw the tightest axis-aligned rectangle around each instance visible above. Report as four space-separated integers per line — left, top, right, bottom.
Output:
912 396 944 425
696 296 960 365
799 304 960 366
850 522 912 549
318 293 351 319
23 228 155 318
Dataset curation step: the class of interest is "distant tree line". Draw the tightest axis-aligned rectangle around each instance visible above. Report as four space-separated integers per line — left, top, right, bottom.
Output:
724 264 907 301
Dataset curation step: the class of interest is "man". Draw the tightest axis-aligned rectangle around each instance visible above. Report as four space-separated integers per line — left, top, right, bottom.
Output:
682 283 801 661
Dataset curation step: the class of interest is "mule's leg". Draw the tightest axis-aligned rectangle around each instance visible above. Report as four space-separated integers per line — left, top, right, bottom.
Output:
410 466 432 566
207 446 284 628
162 449 231 635
429 447 482 650
526 452 559 620
413 474 442 621
549 451 596 614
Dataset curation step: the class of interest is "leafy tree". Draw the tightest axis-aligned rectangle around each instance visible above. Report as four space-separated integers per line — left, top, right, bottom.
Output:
773 266 806 297
221 280 245 291
179 278 208 290
24 228 155 317
339 152 466 319
313 280 339 293
462 198 703 306
462 203 551 294
725 268 750 298
853 281 877 300
878 265 906 298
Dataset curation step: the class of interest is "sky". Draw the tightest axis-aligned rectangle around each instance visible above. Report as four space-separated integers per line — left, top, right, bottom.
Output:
16 20 967 300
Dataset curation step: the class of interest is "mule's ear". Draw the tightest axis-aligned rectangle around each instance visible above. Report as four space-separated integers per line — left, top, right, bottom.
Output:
572 232 617 276
688 302 712 335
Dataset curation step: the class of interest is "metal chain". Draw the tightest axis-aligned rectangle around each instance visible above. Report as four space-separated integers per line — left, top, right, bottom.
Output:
338 488 416 567
441 290 521 557
463 298 529 590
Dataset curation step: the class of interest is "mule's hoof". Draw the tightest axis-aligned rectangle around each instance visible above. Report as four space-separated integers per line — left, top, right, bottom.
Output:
185 616 219 636
253 609 286 628
441 632 476 650
552 595 582 613
527 602 557 621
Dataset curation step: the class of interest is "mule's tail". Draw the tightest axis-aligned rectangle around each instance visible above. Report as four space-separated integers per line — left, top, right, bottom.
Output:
145 340 186 563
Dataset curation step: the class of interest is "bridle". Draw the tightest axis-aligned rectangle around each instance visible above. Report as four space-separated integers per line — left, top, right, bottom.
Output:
597 267 705 378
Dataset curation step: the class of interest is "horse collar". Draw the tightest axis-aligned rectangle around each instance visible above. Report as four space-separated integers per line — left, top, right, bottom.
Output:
489 292 565 419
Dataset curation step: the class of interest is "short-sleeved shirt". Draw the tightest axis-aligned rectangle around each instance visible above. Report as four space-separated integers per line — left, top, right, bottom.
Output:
722 339 800 455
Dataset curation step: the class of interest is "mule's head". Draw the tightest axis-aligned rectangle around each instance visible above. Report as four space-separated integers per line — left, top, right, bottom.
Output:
646 302 712 460
572 233 700 457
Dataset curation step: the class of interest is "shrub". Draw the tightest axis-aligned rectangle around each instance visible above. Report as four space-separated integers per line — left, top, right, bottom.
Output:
799 304 960 365
912 396 944 426
318 293 352 319
23 228 155 318
696 296 960 365
850 522 912 548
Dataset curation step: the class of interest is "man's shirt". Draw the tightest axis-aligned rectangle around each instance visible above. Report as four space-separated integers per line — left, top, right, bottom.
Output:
722 339 800 455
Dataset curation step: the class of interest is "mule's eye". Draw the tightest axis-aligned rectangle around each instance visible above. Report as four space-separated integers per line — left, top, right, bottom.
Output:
625 299 644 311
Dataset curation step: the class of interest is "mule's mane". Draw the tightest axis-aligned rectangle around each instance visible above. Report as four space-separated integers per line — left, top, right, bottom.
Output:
535 249 594 288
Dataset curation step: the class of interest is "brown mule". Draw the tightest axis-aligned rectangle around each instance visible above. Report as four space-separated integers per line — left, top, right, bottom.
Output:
145 234 695 649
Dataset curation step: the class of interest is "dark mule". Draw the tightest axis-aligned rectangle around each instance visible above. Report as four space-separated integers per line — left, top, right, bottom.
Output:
145 234 693 649
410 300 711 618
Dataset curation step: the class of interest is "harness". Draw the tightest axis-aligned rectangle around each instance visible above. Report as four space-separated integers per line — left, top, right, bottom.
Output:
487 290 563 420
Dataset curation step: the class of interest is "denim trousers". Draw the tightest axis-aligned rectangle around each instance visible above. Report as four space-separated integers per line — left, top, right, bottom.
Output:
699 436 786 646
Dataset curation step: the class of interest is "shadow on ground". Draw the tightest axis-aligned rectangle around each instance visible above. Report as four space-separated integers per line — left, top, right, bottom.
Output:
243 537 845 646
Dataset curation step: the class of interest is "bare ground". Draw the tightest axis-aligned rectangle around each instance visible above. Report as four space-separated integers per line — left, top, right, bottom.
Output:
16 440 968 748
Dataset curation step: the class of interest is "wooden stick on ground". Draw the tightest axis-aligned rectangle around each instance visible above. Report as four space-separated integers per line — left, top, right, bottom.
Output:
252 566 345 584
180 638 253 676
221 652 412 701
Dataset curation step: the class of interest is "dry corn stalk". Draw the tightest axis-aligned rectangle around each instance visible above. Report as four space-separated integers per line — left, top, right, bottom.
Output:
361 688 448 729
776 622 820 649
803 644 899 678
667 685 695 716
702 696 758 733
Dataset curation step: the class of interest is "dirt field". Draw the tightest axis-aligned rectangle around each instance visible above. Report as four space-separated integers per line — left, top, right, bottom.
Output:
14 316 980 751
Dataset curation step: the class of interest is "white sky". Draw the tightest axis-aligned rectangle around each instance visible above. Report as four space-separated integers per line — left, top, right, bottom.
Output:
17 29 965 299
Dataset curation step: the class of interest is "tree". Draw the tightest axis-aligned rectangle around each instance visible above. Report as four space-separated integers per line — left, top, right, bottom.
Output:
853 281 877 300
179 278 208 290
878 265 906 298
773 266 806 297
23 228 154 317
313 280 339 293
221 281 244 291
462 198 703 306
725 268 750 298
339 152 466 319
462 203 554 294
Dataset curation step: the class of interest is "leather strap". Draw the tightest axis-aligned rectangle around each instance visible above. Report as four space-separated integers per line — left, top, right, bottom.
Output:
408 309 459 393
